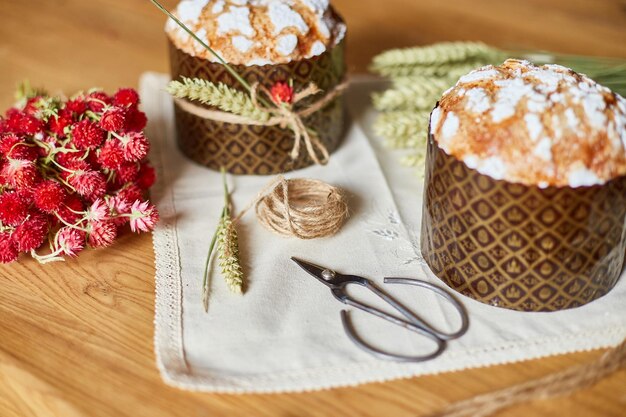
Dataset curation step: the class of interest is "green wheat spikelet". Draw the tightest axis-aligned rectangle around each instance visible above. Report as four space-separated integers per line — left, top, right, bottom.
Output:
373 110 430 149
167 76 271 122
216 216 244 294
370 41 504 70
372 80 452 111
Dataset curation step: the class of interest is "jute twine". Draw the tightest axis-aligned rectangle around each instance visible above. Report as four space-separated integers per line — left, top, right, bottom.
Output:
233 176 348 239
429 337 626 417
174 80 349 166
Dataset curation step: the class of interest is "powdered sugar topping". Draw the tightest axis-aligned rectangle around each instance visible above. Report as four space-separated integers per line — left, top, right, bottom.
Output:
431 59 626 187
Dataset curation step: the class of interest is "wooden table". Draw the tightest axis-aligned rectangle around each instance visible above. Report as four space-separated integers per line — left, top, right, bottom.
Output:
1 1 625 416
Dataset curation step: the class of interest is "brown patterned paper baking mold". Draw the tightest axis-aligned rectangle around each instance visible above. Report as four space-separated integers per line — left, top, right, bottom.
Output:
168 35 346 175
420 132 626 312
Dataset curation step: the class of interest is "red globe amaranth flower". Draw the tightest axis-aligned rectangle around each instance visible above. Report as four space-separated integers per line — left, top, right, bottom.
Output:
125 108 147 132
270 81 294 104
68 170 107 199
0 86 157 263
0 191 29 226
116 161 139 184
97 139 125 169
33 180 67 213
1 159 40 188
87 220 117 248
86 91 111 113
128 200 159 233
113 88 140 108
23 97 43 117
55 227 86 257
57 194 86 225
0 232 19 263
136 163 156 190
99 106 127 132
71 119 105 150
116 184 144 203
65 98 88 116
122 132 149 162
13 215 49 252
48 110 73 137
0 134 38 160
5 109 44 135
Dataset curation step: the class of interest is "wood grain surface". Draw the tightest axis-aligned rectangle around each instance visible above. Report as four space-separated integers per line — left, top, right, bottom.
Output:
1 1 625 416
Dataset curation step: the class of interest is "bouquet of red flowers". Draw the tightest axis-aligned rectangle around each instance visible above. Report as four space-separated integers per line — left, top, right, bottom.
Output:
0 83 158 264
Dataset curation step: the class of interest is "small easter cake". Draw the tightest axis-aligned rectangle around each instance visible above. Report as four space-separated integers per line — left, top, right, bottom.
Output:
166 0 347 174
422 59 626 311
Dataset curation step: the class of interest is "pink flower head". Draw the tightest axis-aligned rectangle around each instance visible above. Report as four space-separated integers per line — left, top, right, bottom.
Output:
99 106 127 132
1 158 40 188
136 162 156 190
128 200 159 233
97 139 125 169
55 227 86 257
86 91 111 113
125 108 147 132
71 119 105 150
85 198 109 222
0 191 29 226
270 81 294 105
33 180 66 213
12 214 49 252
107 195 131 226
122 132 149 162
113 88 140 108
87 220 117 248
68 169 106 199
0 232 18 263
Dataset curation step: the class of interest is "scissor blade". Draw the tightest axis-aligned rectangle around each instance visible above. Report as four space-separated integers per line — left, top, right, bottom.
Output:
290 257 334 288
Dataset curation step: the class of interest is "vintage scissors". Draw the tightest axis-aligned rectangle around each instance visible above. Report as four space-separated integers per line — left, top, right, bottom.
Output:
291 257 469 362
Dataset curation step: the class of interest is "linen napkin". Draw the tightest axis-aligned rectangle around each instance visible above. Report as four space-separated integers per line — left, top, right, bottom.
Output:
143 73 626 393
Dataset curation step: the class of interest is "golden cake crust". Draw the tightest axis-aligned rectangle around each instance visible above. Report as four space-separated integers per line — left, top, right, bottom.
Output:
430 59 626 187
166 0 345 65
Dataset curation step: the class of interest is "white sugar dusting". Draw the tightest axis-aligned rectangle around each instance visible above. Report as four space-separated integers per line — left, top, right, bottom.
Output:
441 112 459 141
476 156 507 180
301 0 330 13
211 0 225 14
177 0 210 22
491 78 532 123
565 108 579 130
524 113 543 142
464 88 490 113
533 138 552 161
568 165 603 187
247 58 272 66
276 34 298 56
308 40 326 57
463 88 489 113
217 6 255 36
232 35 254 52
582 93 607 129
268 2 309 34
430 107 442 133
458 68 499 84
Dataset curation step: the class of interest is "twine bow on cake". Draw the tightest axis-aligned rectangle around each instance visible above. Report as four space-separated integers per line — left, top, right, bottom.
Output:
170 78 349 166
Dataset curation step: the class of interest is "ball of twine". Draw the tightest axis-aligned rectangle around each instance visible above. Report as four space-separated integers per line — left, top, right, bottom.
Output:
237 176 349 239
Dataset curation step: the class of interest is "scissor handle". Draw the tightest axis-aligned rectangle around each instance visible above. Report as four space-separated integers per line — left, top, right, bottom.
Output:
336 279 448 362
383 277 469 341
340 310 446 363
